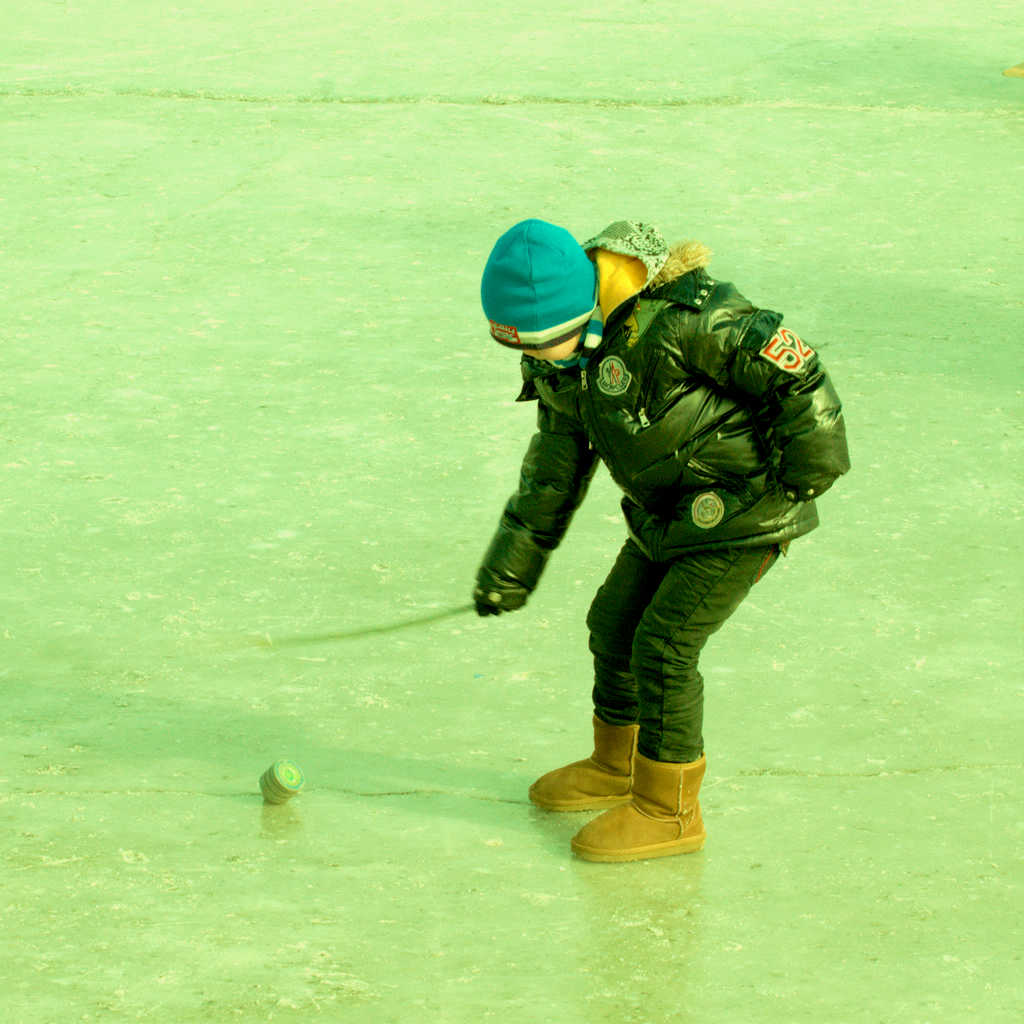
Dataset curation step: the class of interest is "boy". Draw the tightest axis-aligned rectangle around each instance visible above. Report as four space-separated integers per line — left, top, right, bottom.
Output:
474 219 850 862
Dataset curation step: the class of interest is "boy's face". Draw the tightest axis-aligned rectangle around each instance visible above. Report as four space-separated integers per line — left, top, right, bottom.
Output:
521 330 583 362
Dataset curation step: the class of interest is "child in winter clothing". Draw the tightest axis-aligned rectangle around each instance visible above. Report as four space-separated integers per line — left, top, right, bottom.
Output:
474 219 850 861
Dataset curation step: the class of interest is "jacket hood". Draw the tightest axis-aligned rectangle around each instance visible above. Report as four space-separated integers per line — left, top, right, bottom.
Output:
583 221 712 318
583 221 667 317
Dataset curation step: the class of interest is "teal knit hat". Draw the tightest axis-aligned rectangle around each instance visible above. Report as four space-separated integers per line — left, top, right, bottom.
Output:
481 219 598 350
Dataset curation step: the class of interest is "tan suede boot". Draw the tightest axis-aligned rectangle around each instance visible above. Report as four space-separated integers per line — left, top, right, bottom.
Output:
570 752 706 862
528 716 639 811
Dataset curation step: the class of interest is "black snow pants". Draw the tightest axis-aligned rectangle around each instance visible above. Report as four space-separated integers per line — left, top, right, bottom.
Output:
586 538 782 763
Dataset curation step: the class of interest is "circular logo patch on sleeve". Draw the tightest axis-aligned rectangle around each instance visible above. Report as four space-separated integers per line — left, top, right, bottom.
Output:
691 492 725 529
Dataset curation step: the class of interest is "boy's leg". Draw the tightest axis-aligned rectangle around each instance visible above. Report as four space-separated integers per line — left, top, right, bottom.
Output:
632 545 781 762
586 538 670 726
570 544 780 861
528 539 664 811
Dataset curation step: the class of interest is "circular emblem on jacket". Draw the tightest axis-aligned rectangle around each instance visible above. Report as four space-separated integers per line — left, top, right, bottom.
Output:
596 356 632 396
691 491 725 529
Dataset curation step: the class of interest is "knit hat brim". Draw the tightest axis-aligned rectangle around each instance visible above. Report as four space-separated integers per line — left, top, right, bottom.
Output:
488 286 598 350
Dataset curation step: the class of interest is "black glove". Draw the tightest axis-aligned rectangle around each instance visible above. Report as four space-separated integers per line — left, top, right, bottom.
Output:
473 574 529 617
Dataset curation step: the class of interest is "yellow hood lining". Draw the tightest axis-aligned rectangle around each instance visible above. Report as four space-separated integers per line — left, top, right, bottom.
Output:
592 249 649 319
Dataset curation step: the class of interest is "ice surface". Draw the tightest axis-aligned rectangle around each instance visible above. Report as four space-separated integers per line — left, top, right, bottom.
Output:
2 2 1022 1021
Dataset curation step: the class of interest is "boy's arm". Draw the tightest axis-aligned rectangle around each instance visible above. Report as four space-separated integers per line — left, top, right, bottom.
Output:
674 299 851 500
475 402 599 615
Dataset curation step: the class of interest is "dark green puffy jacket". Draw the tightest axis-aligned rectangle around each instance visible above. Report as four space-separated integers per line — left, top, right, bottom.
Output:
477 265 850 602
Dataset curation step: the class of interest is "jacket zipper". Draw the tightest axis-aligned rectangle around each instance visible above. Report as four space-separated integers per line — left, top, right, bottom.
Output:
634 351 664 430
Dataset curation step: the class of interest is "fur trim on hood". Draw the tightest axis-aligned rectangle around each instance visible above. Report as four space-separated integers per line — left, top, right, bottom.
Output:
649 242 713 289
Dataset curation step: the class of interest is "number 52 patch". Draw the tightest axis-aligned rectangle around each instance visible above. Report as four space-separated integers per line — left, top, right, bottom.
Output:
760 327 815 373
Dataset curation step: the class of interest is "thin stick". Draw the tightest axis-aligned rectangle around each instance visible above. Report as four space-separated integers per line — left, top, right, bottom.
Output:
248 603 477 650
